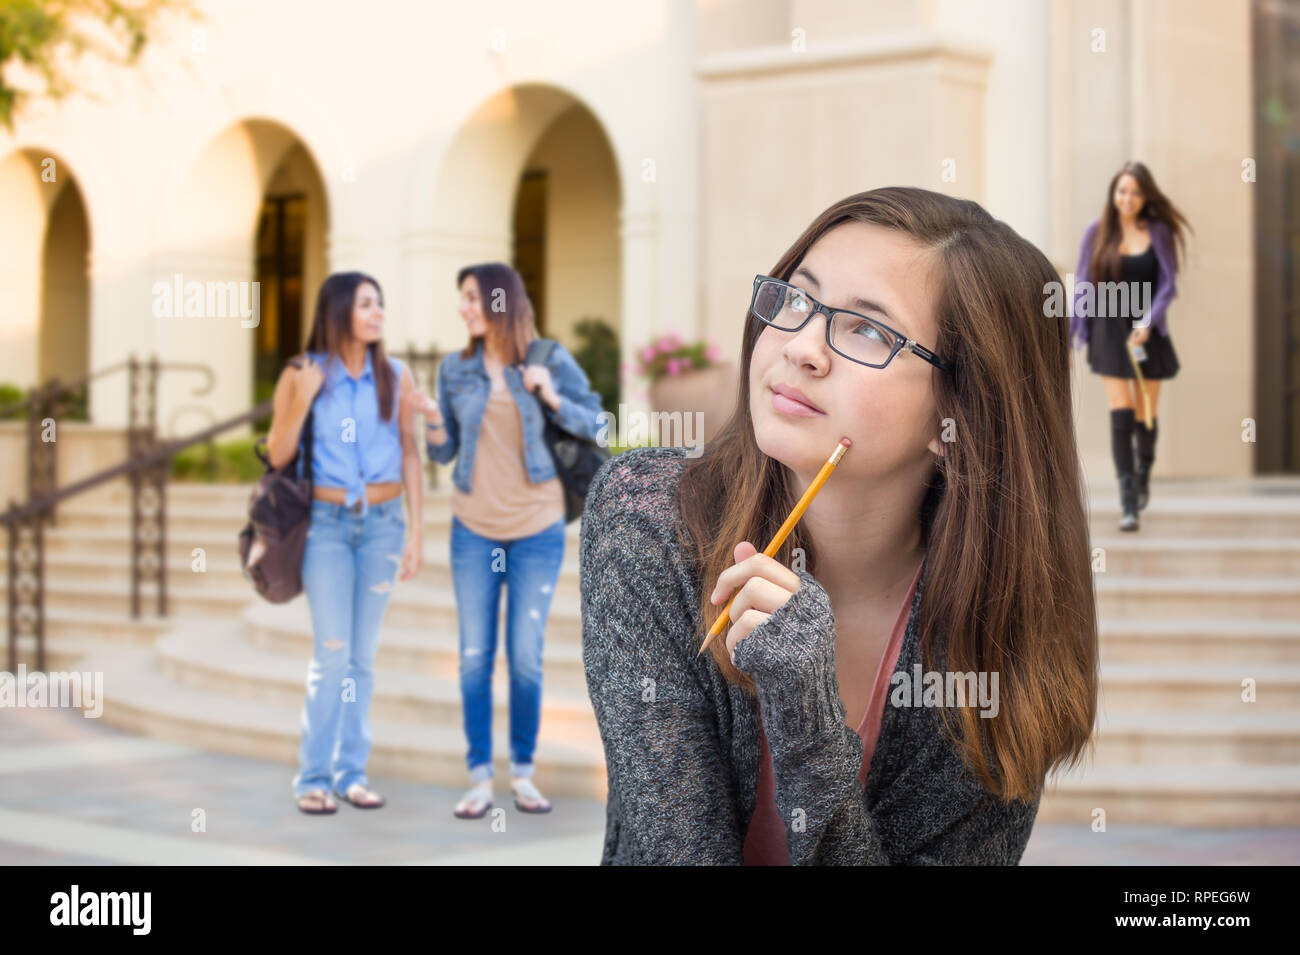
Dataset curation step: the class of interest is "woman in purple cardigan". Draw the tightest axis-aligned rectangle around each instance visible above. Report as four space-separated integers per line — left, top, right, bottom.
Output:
1069 161 1191 531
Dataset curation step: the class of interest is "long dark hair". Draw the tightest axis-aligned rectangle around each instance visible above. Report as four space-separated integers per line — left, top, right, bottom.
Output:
304 271 396 421
455 262 537 364
1088 161 1193 282
676 187 1098 802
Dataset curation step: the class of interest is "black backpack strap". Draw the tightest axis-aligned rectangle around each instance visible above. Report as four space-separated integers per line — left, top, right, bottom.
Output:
287 355 317 483
525 338 557 366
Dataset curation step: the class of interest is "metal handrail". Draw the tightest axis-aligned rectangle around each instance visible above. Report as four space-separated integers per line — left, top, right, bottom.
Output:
0 360 214 420
5 346 443 673
4 399 270 673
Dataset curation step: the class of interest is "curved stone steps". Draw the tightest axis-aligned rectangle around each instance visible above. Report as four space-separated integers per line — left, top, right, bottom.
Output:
156 622 598 740
77 644 609 799
242 601 589 693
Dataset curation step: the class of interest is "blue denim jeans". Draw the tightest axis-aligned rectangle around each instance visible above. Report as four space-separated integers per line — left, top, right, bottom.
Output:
449 514 566 782
292 497 406 798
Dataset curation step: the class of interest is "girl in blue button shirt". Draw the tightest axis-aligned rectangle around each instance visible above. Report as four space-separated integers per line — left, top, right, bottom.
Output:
410 262 605 819
266 271 424 815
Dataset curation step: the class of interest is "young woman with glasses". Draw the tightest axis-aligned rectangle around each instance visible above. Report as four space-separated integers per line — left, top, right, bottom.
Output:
580 187 1099 864
266 271 424 815
409 262 605 820
1069 161 1191 531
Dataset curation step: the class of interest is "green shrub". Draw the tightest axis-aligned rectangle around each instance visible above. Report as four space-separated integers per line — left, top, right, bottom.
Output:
171 435 266 483
0 382 88 421
572 318 620 418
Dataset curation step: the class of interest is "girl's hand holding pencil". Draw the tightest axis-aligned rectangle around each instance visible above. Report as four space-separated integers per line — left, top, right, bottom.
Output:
708 541 803 665
699 436 851 657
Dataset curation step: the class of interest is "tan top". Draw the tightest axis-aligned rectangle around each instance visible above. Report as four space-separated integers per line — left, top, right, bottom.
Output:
451 386 566 540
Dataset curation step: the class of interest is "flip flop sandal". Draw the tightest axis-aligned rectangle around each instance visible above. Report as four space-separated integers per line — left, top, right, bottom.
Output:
339 783 386 809
453 786 494 819
512 779 553 814
297 789 338 815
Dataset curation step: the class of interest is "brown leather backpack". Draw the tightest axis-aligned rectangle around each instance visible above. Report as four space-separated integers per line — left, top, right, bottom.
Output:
238 357 316 603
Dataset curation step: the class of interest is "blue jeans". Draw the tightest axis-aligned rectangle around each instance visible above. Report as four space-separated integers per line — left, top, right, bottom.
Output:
292 497 406 798
450 514 565 782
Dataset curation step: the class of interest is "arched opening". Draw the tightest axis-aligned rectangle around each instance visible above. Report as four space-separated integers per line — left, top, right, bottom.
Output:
427 85 621 402
0 149 91 392
511 101 621 347
252 142 326 409
156 119 328 429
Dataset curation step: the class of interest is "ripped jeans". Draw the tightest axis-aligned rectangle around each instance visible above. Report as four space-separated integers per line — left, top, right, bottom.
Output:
292 496 406 798
450 514 565 783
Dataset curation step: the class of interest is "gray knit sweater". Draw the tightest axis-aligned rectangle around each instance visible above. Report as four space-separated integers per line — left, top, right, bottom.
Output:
579 446 1042 865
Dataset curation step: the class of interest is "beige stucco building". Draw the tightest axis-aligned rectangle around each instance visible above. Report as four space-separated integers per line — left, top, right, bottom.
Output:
0 0 1286 484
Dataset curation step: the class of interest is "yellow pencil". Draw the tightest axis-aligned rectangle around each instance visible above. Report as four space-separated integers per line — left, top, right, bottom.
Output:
698 436 852 656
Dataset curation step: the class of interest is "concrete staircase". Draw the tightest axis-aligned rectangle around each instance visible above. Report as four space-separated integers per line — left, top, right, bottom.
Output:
5 476 1300 824
6 481 606 798
1039 478 1300 826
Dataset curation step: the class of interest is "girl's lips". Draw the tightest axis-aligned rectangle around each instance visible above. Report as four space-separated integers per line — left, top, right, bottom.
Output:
771 388 825 417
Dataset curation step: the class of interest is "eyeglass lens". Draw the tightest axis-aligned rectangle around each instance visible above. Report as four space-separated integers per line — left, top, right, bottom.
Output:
753 280 895 367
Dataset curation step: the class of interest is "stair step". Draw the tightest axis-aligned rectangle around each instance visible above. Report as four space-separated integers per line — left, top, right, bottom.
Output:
1090 709 1300 765
77 645 608 799
1038 765 1300 825
1099 618 1300 662
1094 576 1300 619
31 535 586 590
16 578 587 643
156 623 599 739
242 602 588 691
1098 661 1300 711
1088 536 1300 576
1085 495 1300 537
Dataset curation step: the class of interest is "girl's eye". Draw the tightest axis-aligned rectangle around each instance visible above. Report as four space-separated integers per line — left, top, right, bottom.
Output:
849 319 887 343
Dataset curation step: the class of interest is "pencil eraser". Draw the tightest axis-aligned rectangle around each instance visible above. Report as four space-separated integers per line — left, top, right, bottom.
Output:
840 437 852 448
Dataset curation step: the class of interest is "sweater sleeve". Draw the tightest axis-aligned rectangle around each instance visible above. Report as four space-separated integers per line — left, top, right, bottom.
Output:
1146 221 1178 338
732 568 1041 865
579 449 745 864
1069 220 1098 350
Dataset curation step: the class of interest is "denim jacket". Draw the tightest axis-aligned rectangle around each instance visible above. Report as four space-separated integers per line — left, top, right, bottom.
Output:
427 340 606 494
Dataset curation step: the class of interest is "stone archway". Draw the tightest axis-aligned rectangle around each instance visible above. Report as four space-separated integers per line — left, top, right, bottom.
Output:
154 119 328 430
423 85 622 379
0 149 91 390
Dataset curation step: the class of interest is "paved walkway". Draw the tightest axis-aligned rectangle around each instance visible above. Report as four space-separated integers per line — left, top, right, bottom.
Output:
2 706 1297 865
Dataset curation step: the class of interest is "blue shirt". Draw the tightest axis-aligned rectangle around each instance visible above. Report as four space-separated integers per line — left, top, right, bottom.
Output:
305 349 404 512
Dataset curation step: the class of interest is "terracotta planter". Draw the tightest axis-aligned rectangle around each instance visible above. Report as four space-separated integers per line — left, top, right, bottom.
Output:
648 362 737 448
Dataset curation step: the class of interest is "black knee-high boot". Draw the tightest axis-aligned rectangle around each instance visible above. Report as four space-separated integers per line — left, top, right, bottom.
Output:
1110 408 1138 531
1133 416 1157 511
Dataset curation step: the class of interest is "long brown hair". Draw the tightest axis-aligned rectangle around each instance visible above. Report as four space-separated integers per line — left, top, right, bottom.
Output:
456 262 537 364
675 187 1098 802
304 271 396 421
1087 160 1193 282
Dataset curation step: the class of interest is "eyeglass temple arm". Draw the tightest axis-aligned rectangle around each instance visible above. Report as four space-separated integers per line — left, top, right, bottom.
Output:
904 338 953 373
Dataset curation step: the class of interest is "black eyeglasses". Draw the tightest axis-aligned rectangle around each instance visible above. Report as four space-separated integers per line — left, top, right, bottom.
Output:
750 275 955 376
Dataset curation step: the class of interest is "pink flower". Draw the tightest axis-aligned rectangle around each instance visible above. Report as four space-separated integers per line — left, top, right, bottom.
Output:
705 343 722 362
640 345 656 362
666 357 682 376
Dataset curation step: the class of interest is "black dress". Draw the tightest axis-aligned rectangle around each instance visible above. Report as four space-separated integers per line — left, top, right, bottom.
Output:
1086 243 1180 379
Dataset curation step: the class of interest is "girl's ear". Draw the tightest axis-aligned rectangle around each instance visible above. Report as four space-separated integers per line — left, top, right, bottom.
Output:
927 435 945 458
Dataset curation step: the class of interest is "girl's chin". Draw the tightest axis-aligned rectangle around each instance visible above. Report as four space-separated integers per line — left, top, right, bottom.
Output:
754 421 834 467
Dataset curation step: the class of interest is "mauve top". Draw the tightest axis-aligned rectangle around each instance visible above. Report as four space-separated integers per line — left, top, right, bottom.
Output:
743 556 926 865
